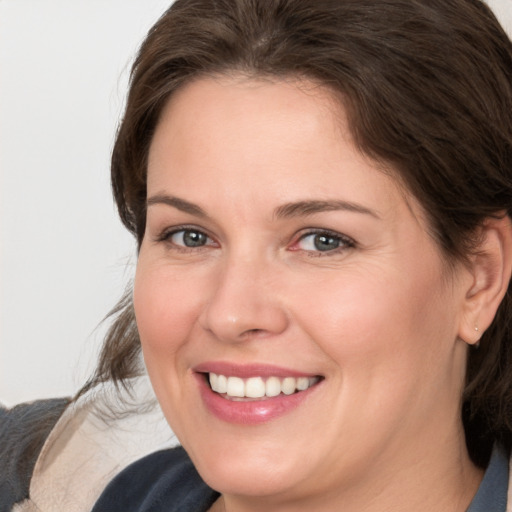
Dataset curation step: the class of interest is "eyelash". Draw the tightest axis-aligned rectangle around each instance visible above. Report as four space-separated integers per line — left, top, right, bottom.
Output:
291 229 355 257
155 226 355 256
155 226 217 252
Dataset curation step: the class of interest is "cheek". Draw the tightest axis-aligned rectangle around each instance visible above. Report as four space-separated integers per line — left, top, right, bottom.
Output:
293 262 458 381
290 266 463 453
132 258 212 439
133 260 204 362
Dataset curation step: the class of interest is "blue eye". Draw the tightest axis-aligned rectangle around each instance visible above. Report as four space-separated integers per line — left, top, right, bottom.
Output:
296 231 353 253
169 229 210 248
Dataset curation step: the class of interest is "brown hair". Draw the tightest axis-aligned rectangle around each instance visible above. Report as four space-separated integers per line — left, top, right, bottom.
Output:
83 0 512 466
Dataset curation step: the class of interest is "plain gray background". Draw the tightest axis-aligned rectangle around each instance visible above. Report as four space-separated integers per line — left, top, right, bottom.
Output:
1 0 511 405
0 0 171 404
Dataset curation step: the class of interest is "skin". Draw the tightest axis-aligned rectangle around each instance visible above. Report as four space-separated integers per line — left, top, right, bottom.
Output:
134 76 486 511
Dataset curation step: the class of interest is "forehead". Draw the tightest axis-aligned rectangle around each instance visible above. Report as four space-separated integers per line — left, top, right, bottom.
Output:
149 75 346 167
147 75 421 225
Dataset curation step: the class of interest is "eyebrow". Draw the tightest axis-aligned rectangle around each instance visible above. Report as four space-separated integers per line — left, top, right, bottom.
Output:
147 194 208 218
147 194 379 220
274 200 380 219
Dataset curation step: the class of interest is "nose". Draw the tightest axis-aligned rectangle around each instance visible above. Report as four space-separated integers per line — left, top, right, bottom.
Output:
199 256 289 343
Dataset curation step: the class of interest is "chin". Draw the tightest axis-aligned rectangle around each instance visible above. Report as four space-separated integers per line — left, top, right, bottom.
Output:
181 433 310 497
198 458 304 498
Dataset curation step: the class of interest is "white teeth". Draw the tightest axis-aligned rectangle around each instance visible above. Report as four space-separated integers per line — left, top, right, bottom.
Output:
217 374 228 394
265 376 281 397
209 372 218 390
227 376 245 397
245 377 266 398
297 377 309 391
208 373 319 398
281 377 296 395
209 373 232 394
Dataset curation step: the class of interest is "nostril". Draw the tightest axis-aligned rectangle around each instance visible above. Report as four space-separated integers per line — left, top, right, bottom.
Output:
240 328 266 339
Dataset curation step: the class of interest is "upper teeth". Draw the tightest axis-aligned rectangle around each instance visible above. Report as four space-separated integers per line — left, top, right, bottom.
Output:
208 373 318 399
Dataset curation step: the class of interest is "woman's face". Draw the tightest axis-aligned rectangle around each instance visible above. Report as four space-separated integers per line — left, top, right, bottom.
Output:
134 77 472 504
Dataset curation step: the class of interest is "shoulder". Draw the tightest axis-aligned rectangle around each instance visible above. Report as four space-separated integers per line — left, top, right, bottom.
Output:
0 398 70 509
92 446 219 512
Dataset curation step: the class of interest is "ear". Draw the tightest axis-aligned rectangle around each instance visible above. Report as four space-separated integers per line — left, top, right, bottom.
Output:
458 215 512 345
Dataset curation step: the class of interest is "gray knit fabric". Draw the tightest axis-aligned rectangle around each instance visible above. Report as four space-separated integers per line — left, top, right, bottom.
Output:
0 398 69 512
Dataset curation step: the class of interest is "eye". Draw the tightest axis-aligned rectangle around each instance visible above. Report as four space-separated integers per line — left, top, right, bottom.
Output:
161 228 215 249
173 229 208 247
293 230 354 254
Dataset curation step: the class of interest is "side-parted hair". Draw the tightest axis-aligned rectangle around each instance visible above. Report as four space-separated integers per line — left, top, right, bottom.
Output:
82 0 512 466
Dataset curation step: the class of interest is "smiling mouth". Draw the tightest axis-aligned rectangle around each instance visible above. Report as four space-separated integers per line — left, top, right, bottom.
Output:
206 373 322 401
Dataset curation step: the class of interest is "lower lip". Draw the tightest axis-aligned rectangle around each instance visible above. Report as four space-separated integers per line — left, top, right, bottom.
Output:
196 374 321 425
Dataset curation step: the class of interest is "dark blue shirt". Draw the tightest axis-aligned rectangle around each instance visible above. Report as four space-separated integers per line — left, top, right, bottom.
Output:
91 447 218 512
467 444 508 512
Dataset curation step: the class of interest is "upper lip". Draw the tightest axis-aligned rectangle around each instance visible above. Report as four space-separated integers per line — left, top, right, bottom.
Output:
193 361 321 379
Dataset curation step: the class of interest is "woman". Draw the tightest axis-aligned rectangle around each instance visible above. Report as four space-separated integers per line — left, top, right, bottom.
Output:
4 0 512 511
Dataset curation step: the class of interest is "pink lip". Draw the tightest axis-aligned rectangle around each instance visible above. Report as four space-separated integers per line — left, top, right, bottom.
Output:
193 362 323 425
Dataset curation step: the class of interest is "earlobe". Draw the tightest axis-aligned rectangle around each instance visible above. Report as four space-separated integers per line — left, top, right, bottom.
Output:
458 215 512 346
